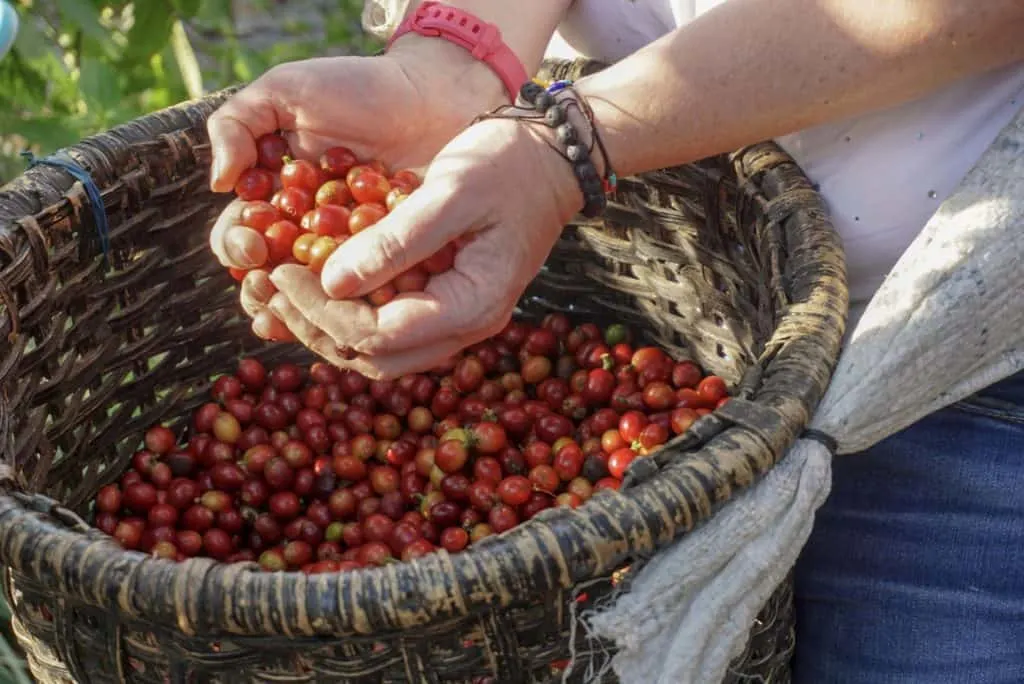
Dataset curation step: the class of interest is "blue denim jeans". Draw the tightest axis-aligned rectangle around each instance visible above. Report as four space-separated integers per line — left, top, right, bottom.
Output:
793 370 1024 684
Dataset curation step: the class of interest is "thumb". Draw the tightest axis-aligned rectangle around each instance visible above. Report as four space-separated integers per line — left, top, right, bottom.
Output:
320 179 476 299
207 83 288 192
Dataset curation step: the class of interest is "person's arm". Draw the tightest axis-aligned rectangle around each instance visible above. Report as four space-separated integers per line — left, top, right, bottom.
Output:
207 1 569 193
386 1 573 120
576 0 1024 177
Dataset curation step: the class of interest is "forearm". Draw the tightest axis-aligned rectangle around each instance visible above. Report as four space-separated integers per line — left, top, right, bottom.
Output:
386 1 572 116
576 0 1024 177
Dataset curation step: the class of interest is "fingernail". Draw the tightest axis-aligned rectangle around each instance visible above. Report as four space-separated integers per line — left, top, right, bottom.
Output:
225 238 261 269
252 314 271 340
321 260 356 299
210 156 224 191
249 275 277 301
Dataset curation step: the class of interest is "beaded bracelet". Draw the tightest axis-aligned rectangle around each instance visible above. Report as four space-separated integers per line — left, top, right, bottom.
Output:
474 79 617 218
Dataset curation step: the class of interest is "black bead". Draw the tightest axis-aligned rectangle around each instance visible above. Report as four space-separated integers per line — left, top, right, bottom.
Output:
544 105 566 126
533 90 555 111
582 194 607 218
566 144 589 163
519 82 544 106
574 163 598 183
581 176 604 198
555 123 577 146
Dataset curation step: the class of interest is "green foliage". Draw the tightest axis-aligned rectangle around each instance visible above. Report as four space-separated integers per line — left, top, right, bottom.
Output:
0 0 377 183
0 0 376 673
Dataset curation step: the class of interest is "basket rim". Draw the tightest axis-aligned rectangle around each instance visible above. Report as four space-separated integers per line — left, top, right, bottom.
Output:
0 63 848 638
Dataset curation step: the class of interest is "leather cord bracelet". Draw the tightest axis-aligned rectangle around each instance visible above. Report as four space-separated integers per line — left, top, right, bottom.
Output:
473 79 617 218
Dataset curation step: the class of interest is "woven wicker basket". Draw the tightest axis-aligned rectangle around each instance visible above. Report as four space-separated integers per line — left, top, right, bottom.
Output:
0 58 847 683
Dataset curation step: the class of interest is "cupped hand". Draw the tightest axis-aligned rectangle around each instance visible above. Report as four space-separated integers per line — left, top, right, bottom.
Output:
207 54 429 269
207 40 508 339
257 115 586 379
207 55 442 195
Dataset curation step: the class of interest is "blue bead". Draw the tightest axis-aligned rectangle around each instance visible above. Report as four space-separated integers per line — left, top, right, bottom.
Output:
546 79 573 94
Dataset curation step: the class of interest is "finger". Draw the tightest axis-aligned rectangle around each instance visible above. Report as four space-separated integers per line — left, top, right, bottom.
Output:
268 264 378 349
212 199 274 269
240 270 294 342
209 200 244 266
354 257 514 356
207 81 290 192
240 270 275 318
266 292 348 366
344 338 471 381
319 174 478 299
225 226 268 269
252 310 296 342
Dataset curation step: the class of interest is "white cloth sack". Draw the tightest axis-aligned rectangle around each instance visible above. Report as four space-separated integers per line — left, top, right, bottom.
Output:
584 104 1024 684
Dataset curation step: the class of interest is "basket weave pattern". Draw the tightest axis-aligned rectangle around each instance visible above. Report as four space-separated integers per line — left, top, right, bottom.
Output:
0 59 847 683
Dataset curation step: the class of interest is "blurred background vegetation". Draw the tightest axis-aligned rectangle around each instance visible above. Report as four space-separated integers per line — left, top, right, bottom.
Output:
0 0 380 184
0 1 376 680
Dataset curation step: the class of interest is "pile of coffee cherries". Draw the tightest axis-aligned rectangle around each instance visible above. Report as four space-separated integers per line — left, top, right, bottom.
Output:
228 133 454 307
91 315 729 574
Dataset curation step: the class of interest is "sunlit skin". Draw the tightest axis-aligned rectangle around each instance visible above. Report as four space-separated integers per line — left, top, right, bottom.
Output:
208 0 1024 379
578 0 1024 177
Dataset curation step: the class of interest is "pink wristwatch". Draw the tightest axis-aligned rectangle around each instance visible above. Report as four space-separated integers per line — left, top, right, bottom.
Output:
386 2 528 103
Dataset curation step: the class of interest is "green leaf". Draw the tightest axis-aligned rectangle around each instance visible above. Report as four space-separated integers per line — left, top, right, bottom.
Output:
122 2 175 63
0 114 82 152
0 50 49 110
169 20 203 98
19 51 82 114
79 56 122 113
171 0 202 19
193 0 234 24
149 49 189 106
11 7 51 60
54 0 108 42
232 45 266 83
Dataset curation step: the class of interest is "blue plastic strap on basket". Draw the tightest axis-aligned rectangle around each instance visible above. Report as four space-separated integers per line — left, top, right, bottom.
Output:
23 151 111 265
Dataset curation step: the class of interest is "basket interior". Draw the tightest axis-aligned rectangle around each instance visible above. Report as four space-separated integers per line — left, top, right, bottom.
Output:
0 136 790 514
0 72 844 684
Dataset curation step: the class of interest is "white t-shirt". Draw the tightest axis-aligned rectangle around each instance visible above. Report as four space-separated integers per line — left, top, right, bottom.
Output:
546 0 1024 311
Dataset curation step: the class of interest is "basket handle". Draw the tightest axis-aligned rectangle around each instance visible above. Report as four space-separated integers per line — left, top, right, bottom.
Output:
7 490 92 533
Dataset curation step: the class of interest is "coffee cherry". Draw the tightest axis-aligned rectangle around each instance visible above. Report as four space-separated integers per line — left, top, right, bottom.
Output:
123 482 157 514
95 485 122 514
256 133 290 171
144 426 175 455
235 167 275 201
320 146 359 178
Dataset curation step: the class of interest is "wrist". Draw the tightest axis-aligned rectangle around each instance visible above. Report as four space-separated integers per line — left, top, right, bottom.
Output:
560 96 607 180
384 34 508 134
530 95 608 217
516 121 591 223
574 78 630 177
528 86 614 217
482 86 614 219
381 0 571 129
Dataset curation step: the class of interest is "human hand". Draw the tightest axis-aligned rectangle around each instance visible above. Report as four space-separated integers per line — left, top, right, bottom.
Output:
254 116 586 379
206 38 509 338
